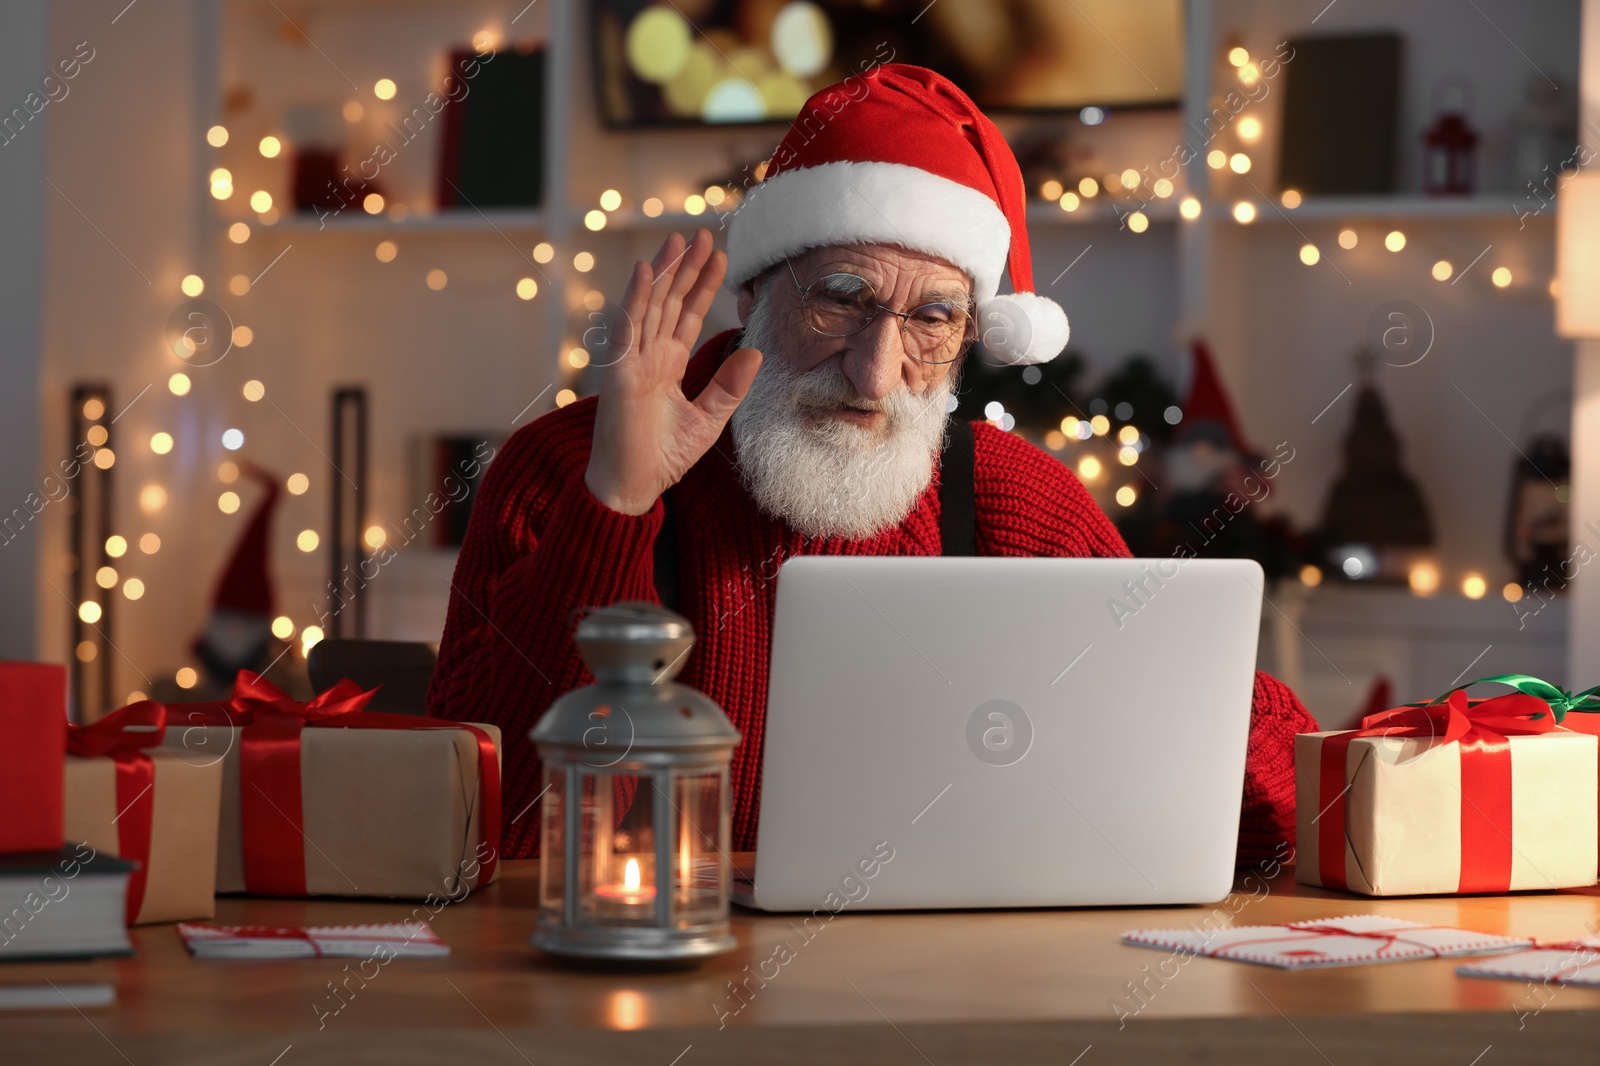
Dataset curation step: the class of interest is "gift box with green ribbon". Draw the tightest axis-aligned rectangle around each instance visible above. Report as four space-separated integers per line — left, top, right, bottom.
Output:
1296 675 1598 896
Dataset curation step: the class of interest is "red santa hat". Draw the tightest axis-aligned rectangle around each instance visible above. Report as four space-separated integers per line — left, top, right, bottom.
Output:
209 465 281 617
725 63 1069 366
1180 339 1253 455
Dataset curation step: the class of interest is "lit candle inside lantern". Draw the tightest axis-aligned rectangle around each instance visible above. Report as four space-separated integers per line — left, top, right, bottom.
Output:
596 857 655 904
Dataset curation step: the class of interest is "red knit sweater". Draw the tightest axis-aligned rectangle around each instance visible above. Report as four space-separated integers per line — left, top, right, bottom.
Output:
429 328 1316 864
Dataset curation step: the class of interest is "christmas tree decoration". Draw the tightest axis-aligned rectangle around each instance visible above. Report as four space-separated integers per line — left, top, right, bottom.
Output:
1317 352 1433 582
531 602 740 964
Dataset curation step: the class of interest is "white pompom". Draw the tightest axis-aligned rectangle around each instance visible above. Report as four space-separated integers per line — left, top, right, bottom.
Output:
977 292 1070 366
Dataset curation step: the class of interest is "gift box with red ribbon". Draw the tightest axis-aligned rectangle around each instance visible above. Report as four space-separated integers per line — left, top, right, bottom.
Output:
163 671 502 900
64 700 222 924
1 662 67 854
1296 678 1598 896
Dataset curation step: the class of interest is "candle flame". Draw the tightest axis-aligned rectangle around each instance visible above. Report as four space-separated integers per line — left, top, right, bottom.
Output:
624 857 641 891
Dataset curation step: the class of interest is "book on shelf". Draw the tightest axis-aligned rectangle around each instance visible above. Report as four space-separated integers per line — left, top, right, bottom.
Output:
0 846 135 962
436 45 546 211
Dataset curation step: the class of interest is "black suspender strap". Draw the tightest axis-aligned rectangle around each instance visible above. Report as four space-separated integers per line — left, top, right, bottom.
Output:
937 418 978 557
651 418 978 610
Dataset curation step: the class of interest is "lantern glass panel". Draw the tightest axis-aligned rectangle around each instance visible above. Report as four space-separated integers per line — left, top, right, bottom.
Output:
537 764 565 924
583 772 659 925
671 770 729 927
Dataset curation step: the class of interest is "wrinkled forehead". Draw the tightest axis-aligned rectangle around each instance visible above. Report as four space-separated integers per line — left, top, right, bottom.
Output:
789 242 973 301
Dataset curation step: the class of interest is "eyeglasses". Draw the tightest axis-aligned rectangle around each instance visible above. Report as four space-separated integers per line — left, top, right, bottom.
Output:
785 259 976 365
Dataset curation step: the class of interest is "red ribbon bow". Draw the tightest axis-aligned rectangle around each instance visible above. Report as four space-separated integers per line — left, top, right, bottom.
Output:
185 671 500 897
1318 689 1559 894
216 671 377 725
67 700 169 924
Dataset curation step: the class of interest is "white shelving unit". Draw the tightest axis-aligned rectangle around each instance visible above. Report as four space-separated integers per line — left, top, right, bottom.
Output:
269 209 548 233
193 0 1580 704
1248 196 1557 222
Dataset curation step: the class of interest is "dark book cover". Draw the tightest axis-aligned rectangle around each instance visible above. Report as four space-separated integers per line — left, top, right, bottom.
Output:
437 46 546 210
0 848 135 877
1277 34 1403 196
0 847 135 962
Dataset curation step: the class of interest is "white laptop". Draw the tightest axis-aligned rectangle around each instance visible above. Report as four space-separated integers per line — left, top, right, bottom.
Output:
733 556 1264 911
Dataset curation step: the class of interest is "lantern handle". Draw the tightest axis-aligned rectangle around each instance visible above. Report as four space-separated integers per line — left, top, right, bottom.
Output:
1430 73 1475 116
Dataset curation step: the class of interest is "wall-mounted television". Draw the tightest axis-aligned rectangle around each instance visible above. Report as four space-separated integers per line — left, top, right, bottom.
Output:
593 0 1185 128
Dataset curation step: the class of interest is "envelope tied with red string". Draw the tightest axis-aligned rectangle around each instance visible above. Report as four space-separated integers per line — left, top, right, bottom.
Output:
64 699 223 924
1296 680 1598 896
165 671 502 900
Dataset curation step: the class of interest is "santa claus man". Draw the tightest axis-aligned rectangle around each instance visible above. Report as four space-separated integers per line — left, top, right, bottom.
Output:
429 64 1315 862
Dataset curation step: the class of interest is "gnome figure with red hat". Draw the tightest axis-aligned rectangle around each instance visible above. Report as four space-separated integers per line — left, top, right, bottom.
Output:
190 462 286 696
429 65 1317 864
1158 340 1305 577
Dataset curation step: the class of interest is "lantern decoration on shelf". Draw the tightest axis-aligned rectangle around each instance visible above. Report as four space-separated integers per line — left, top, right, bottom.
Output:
1422 79 1480 196
1504 433 1571 590
531 602 740 964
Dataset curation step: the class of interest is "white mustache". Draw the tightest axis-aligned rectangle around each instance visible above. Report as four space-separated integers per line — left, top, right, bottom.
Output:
787 363 941 426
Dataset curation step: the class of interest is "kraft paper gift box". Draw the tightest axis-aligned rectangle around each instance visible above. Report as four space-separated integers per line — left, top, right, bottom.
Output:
165 672 502 900
1297 688 1597 896
64 700 222 925
0 661 66 854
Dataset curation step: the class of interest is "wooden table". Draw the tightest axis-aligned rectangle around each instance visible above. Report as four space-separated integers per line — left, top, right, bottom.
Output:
4 860 1600 1065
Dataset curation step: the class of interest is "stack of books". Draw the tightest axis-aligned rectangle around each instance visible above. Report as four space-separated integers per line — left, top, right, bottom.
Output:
0 847 135 962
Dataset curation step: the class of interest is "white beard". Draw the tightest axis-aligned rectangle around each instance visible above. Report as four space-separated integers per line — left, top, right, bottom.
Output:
729 287 955 540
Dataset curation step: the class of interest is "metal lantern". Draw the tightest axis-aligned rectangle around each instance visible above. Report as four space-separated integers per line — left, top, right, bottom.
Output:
530 602 740 963
1422 111 1479 196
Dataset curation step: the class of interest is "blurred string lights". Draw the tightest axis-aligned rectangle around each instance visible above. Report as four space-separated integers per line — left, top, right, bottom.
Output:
135 30 1534 696
183 35 685 685
1036 410 1148 511
1308 545 1511 603
1193 42 1543 293
1026 35 1540 596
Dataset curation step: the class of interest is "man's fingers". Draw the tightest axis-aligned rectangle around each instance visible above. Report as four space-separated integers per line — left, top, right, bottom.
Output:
641 233 689 339
650 232 684 276
693 346 763 427
616 260 652 358
665 229 713 302
674 247 728 350
659 229 714 342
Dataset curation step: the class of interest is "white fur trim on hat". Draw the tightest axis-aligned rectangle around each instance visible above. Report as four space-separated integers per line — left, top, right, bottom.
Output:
977 291 1070 366
726 160 1010 301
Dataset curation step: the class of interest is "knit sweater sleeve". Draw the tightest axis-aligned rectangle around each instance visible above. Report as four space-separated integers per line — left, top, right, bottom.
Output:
970 422 1315 867
426 400 663 858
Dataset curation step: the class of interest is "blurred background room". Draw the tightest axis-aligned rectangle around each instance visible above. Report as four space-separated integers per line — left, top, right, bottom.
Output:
2 0 1597 730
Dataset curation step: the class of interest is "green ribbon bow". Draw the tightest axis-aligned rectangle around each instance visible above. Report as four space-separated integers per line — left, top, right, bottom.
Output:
1444 673 1600 723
